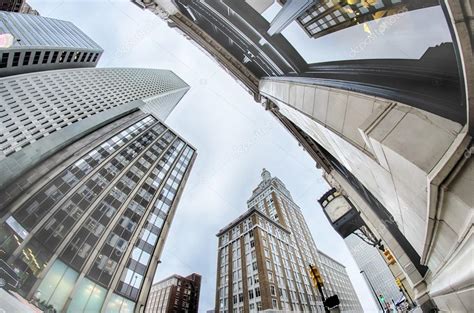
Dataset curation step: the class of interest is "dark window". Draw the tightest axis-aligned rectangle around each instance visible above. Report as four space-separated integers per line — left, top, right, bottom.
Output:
74 52 80 62
12 52 20 66
92 53 99 62
80 53 87 62
33 51 41 64
59 51 67 63
52 51 59 63
23 51 31 65
1 53 9 68
86 53 93 62
42 51 50 64
66 52 73 62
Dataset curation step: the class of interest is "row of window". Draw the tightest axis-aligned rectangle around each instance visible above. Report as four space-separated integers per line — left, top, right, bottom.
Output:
0 49 100 68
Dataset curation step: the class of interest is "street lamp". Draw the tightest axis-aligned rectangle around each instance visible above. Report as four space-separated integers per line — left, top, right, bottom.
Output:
360 270 385 312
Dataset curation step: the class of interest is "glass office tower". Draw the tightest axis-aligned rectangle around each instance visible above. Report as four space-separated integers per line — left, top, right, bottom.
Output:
0 111 196 313
0 65 196 312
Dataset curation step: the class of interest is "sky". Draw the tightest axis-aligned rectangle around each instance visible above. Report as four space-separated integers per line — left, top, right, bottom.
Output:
23 1 452 312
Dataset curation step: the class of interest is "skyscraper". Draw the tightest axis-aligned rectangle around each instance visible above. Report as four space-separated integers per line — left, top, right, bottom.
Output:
345 234 403 307
214 169 362 312
0 68 190 206
0 62 196 313
0 12 103 76
145 273 201 313
0 110 196 312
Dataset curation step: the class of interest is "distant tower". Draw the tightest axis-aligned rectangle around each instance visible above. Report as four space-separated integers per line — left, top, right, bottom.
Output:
214 170 362 312
261 168 271 181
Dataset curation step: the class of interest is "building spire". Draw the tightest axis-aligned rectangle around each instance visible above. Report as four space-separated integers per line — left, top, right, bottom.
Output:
261 168 271 181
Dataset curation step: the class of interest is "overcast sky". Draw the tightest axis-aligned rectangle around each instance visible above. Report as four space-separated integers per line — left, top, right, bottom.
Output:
26 1 451 312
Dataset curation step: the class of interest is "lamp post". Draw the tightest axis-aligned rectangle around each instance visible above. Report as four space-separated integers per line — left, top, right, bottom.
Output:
360 270 385 312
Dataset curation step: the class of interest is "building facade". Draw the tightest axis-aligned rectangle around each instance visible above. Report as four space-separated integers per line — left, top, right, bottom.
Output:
0 12 103 76
272 0 438 39
145 273 201 313
0 110 196 312
317 251 362 312
214 169 362 312
0 59 196 312
18 2 39 15
0 67 189 200
344 234 403 307
138 0 473 310
0 0 23 12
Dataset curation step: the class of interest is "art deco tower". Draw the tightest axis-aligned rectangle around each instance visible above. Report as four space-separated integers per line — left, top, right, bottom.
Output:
214 169 362 312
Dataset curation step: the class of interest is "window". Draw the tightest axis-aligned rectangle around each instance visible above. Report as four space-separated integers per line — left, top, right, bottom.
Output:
0 53 8 67
249 289 254 299
23 51 31 65
12 52 20 66
33 51 41 64
52 51 59 62
59 51 66 63
42 51 50 64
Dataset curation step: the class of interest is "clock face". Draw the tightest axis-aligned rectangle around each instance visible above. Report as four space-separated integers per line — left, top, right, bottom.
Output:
324 195 351 223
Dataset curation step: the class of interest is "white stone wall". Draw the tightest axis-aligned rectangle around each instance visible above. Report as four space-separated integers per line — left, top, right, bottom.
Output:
260 79 463 256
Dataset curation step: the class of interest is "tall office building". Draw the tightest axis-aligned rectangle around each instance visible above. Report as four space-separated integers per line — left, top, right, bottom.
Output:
145 273 201 313
214 169 362 312
0 65 196 312
0 12 103 77
317 250 363 312
345 234 402 306
0 67 189 204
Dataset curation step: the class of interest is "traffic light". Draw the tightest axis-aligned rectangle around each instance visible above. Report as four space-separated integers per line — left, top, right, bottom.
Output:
395 278 403 290
383 249 396 265
379 294 385 303
308 264 324 286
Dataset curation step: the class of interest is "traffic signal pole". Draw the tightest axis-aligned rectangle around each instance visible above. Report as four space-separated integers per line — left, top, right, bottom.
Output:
317 281 330 313
309 265 330 313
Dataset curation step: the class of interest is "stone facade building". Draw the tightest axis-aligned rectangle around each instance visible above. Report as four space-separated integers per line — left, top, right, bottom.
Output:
145 273 201 313
214 169 362 312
